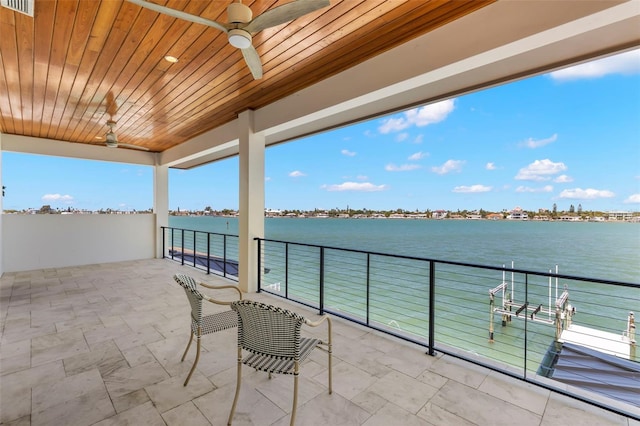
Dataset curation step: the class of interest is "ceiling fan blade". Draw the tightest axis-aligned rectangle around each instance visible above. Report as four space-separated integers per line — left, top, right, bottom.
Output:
242 46 263 80
127 0 228 33
105 91 118 118
118 143 150 151
244 0 329 33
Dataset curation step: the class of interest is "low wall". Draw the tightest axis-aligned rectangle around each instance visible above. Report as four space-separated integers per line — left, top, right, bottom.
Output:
2 214 156 273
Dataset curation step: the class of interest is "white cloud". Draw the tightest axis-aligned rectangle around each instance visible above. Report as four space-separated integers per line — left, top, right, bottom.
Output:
519 134 557 149
42 194 74 204
452 185 492 193
289 170 306 177
554 174 573 183
408 151 428 161
341 149 356 157
413 134 424 144
357 175 368 181
378 99 455 133
385 163 421 172
515 159 567 181
395 133 409 142
624 193 640 204
486 162 496 170
378 117 406 134
265 176 271 182
431 159 465 175
550 49 640 81
515 185 554 193
558 188 615 199
321 182 389 192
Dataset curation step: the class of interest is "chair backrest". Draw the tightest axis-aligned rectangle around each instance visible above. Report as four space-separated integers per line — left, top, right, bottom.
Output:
173 274 204 325
231 300 305 360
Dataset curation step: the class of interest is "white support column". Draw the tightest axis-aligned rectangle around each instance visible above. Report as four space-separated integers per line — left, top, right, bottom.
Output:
238 110 265 293
154 163 169 259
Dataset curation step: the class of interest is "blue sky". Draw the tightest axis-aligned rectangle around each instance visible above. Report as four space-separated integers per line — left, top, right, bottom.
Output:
3 49 639 213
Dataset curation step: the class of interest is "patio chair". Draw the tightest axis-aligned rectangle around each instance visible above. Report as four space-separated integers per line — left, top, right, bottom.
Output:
173 273 243 386
227 300 332 426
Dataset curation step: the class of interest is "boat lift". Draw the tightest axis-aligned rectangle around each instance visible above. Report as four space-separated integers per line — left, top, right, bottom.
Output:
488 263 574 342
488 263 636 359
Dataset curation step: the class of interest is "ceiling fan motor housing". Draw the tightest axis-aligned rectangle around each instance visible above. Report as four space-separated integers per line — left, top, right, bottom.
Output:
227 2 252 24
228 29 252 49
106 120 118 146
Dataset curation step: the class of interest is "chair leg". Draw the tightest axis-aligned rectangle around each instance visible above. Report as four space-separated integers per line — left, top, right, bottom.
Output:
181 332 194 362
328 346 332 394
227 349 243 425
183 335 201 386
290 374 299 426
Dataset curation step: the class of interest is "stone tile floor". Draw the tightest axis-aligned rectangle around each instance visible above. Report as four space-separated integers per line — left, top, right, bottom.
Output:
1 259 638 426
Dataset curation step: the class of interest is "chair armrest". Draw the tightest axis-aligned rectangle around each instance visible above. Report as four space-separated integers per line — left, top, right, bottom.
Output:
199 282 243 305
304 315 332 344
305 315 331 328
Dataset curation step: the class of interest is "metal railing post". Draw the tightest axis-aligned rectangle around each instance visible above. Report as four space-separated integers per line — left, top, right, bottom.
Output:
223 235 227 278
170 228 175 260
285 243 289 298
206 233 211 274
162 227 166 258
257 239 262 292
366 253 371 326
319 247 325 315
428 260 436 356
524 273 529 379
180 229 185 265
192 230 197 268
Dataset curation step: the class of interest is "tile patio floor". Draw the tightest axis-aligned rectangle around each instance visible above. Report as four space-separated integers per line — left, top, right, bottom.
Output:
1 259 638 426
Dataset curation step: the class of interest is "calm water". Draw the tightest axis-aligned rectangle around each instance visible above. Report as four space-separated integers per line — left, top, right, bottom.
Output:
169 216 640 368
169 216 640 283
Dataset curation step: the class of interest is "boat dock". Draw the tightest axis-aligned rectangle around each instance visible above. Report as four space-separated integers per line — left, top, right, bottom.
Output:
560 322 636 360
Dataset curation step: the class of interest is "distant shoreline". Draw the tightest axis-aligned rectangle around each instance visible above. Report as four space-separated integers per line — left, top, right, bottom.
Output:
171 213 640 223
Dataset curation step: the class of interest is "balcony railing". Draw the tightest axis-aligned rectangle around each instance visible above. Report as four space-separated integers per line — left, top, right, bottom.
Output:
160 227 639 419
256 237 640 419
161 226 239 281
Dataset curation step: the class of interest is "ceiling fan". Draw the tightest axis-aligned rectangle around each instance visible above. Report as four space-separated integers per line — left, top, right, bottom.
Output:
103 120 149 151
127 0 330 80
95 92 149 151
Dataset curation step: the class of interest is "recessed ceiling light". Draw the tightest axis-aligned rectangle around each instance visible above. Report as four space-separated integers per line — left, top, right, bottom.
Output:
95 136 103 140
164 55 179 63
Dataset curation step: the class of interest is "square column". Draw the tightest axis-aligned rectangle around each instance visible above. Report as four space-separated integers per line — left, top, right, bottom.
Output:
238 110 265 293
154 163 169 258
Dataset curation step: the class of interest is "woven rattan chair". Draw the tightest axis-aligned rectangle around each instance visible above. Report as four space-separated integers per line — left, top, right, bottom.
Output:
173 273 242 386
227 300 332 426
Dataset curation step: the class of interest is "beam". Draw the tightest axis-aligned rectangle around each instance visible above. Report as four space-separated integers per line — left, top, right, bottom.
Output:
2 134 157 166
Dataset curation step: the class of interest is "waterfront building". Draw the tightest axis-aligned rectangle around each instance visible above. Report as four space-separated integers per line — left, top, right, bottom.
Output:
608 211 636 221
486 213 503 221
506 207 529 221
264 208 283 217
432 210 448 220
558 215 582 222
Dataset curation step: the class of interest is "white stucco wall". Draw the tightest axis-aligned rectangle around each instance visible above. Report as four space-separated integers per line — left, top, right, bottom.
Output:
2 214 156 272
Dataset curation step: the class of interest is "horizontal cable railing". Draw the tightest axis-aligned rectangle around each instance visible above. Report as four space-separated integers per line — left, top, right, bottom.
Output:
256 237 640 420
161 226 239 281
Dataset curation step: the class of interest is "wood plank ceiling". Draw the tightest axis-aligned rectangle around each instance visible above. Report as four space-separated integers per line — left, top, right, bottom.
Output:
0 0 493 153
